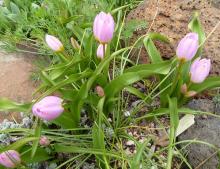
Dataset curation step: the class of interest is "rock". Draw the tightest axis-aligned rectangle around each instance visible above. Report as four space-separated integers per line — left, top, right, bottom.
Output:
178 99 220 169
187 99 215 113
0 50 37 122
127 0 220 75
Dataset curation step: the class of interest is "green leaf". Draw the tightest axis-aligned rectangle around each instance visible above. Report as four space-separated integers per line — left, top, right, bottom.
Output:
52 110 77 129
167 96 178 169
92 97 107 167
188 12 206 57
0 98 31 112
31 120 42 158
105 61 172 99
168 97 179 130
190 77 220 93
124 86 145 100
130 140 149 169
22 147 50 163
143 33 170 63
10 2 20 15
54 145 124 159
0 137 38 153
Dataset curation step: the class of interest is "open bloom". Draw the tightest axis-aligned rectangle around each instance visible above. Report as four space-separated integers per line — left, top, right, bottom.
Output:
45 34 64 52
190 57 211 83
176 33 199 61
32 96 64 121
93 12 115 44
97 44 106 59
0 150 21 168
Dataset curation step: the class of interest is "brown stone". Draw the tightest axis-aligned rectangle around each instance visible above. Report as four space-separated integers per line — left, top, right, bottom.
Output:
127 0 220 75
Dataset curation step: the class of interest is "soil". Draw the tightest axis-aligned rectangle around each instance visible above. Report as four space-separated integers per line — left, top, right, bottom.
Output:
127 0 220 75
0 50 37 122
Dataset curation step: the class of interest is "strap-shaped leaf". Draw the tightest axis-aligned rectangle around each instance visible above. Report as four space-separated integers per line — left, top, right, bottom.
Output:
190 77 220 93
188 12 206 58
105 61 172 99
143 33 170 63
0 98 30 112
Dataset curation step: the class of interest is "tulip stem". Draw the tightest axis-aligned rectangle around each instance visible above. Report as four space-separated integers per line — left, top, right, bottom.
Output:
170 60 184 97
103 44 106 58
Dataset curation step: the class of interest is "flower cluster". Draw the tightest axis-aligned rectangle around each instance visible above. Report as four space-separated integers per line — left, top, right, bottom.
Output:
176 32 211 97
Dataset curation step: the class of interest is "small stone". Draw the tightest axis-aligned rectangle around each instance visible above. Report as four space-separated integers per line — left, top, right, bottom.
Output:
126 140 135 146
124 111 131 117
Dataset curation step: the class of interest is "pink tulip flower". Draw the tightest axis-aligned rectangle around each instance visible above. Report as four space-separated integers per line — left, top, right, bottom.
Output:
190 57 211 83
93 12 115 44
97 44 106 59
176 33 199 61
45 34 64 52
0 150 21 168
32 96 64 121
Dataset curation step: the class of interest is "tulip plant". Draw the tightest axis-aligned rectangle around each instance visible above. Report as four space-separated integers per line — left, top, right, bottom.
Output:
0 9 220 168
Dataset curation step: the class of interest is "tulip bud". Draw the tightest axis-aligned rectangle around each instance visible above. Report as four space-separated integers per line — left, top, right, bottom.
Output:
97 44 106 59
190 57 211 83
70 37 80 50
39 136 50 146
185 91 197 97
176 33 199 61
45 34 64 52
32 96 64 121
95 86 105 97
93 12 115 44
0 150 21 168
181 83 188 94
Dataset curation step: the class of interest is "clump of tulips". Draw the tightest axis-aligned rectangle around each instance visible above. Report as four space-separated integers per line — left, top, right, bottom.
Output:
1 10 220 169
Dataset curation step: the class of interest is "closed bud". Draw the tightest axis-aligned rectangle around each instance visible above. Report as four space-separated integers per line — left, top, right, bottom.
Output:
39 136 50 146
93 12 115 44
181 83 188 94
70 37 80 50
0 150 21 168
45 34 64 52
190 57 211 83
32 96 64 121
97 44 106 59
96 86 105 97
185 91 197 97
176 33 199 61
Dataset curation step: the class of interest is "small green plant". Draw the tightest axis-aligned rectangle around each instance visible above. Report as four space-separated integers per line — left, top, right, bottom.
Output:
0 1 220 169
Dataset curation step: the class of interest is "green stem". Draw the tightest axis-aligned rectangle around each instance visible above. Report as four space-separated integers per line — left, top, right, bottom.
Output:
167 125 175 169
170 60 184 96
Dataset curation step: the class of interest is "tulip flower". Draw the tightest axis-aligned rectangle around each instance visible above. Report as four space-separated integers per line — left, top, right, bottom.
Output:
185 91 197 97
0 150 21 168
95 86 105 97
97 44 106 59
93 12 115 44
45 34 64 52
176 33 199 61
190 57 211 83
180 83 188 94
32 96 64 121
39 136 50 146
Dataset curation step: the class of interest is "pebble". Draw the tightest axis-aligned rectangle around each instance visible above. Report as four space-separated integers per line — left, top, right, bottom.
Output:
126 140 135 146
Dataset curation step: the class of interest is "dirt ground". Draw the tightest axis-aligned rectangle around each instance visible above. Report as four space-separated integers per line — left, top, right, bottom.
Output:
0 51 36 122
